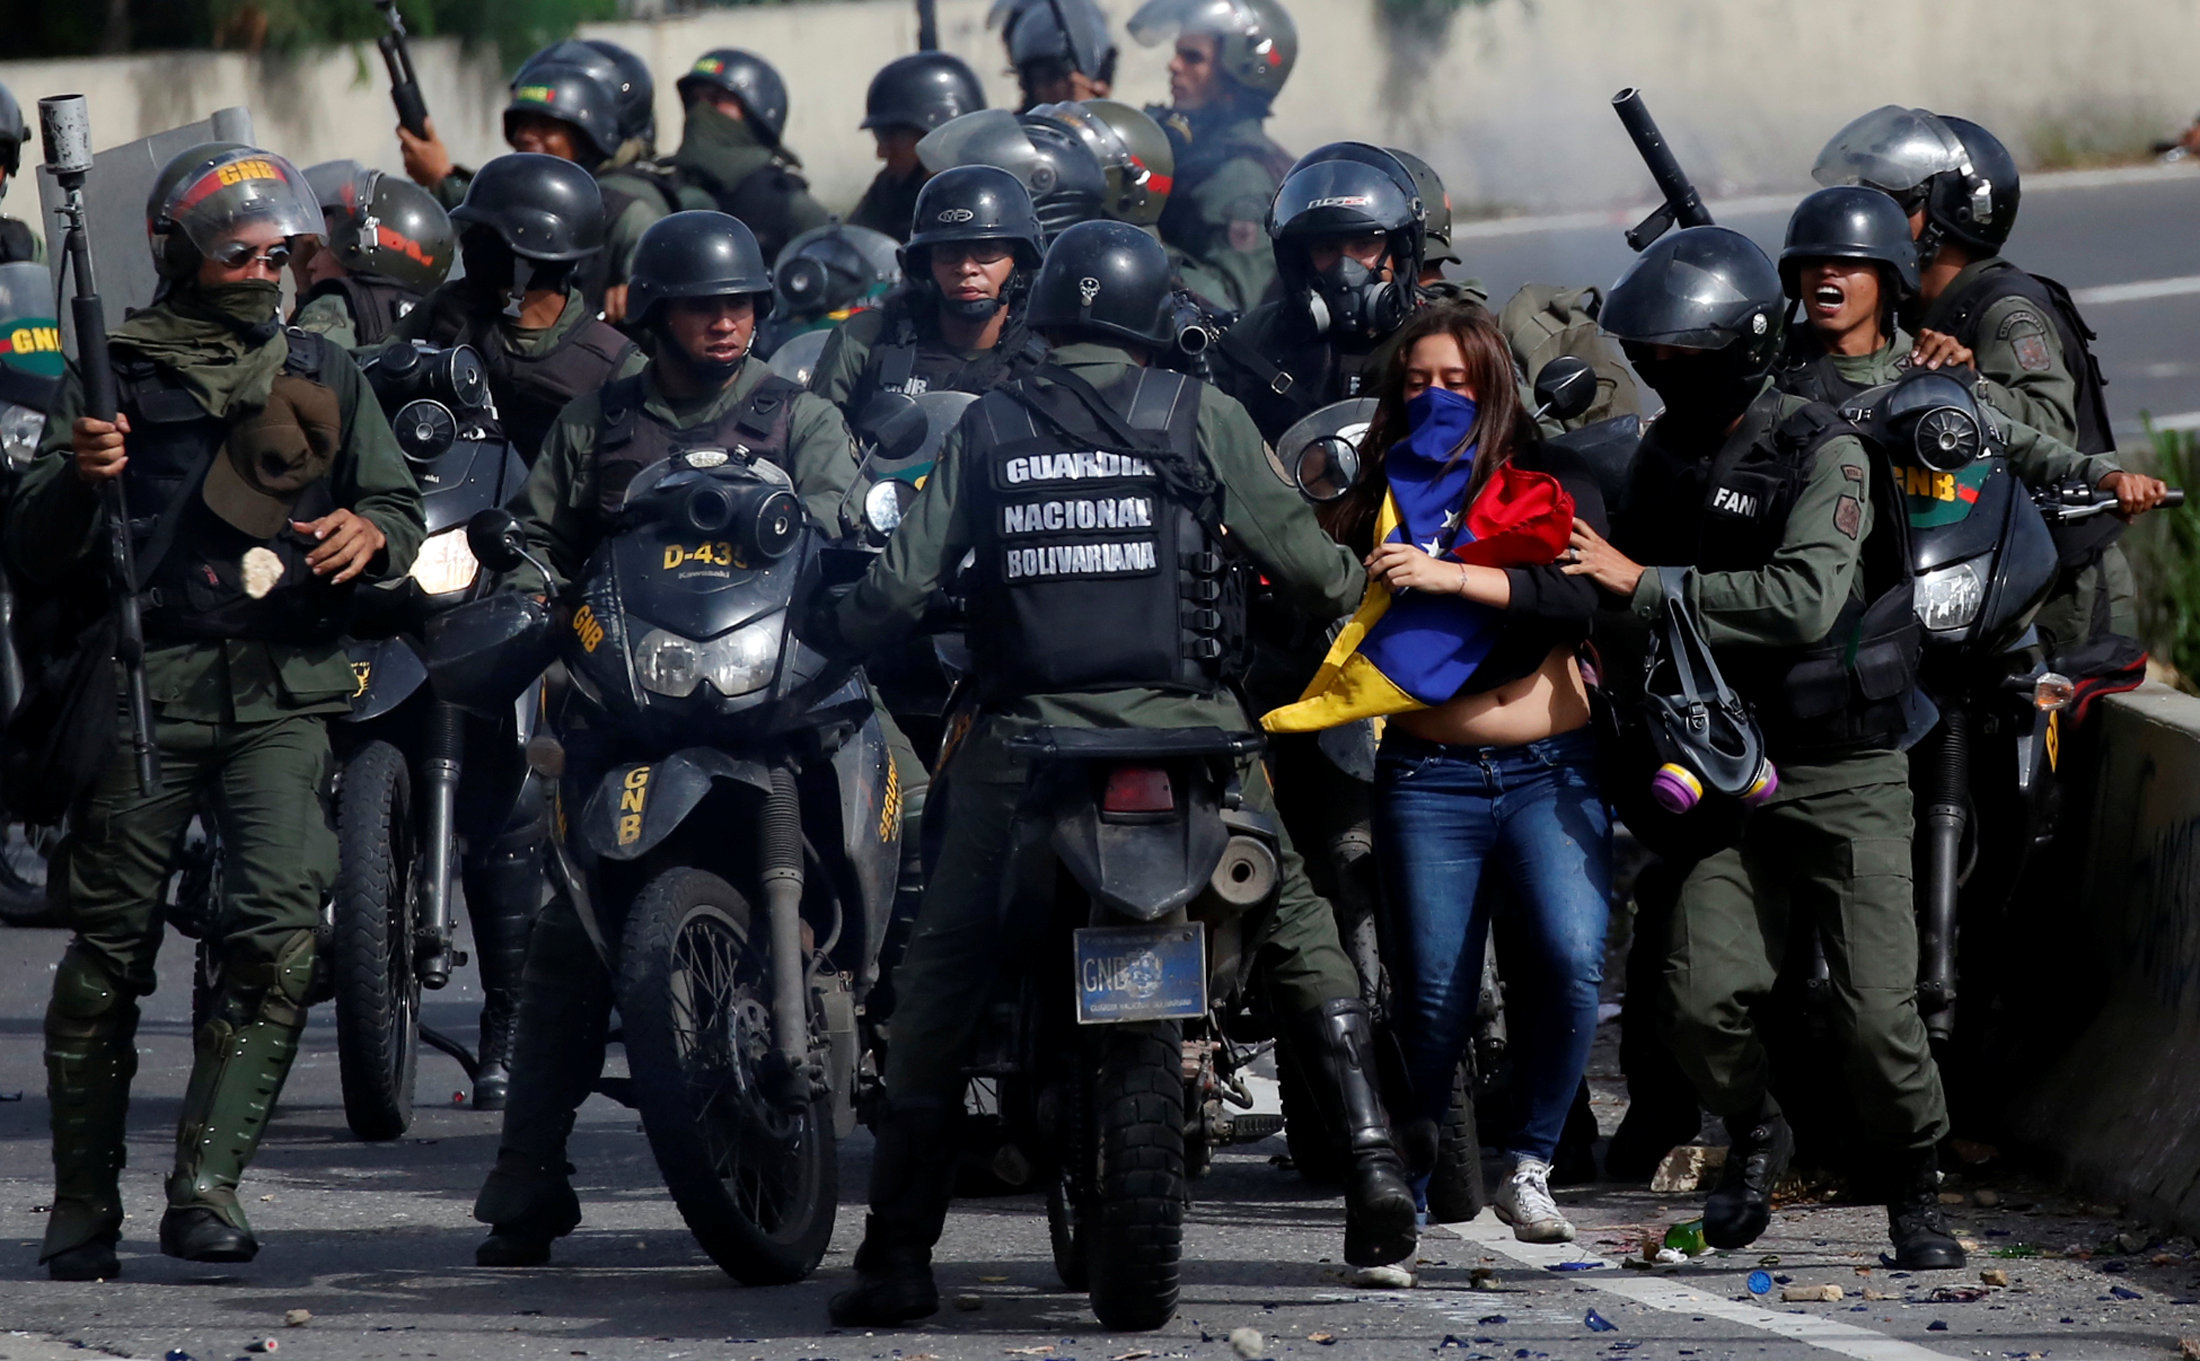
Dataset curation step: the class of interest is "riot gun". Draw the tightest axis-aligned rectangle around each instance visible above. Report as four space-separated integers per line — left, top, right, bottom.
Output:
39 95 158 797
1613 88 1714 251
376 0 432 139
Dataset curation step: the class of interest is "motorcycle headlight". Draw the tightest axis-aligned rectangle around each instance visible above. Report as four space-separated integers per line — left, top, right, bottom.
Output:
635 612 787 699
1914 559 1986 631
408 527 480 596
0 402 46 470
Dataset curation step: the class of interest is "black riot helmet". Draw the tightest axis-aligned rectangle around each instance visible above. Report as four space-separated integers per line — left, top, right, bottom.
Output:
505 62 624 166
903 165 1046 321
990 0 1120 102
1026 219 1177 348
773 224 902 321
677 49 792 152
916 108 1108 243
0 82 25 181
1925 116 2019 254
1026 99 1175 227
1780 186 1920 301
451 153 607 263
625 210 776 328
1387 147 1457 268
306 160 456 294
1603 225 1785 430
1270 141 1426 342
517 39 656 151
863 52 988 135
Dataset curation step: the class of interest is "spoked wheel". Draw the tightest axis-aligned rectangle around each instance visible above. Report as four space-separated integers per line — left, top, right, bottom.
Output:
1086 1019 1185 1332
619 867 836 1285
0 817 57 927
331 741 421 1142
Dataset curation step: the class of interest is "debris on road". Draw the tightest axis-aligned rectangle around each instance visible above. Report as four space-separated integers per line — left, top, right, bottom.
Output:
1973 1189 2001 1207
1584 1309 1617 1332
1651 1146 1726 1193
951 1293 983 1311
1663 1219 1708 1256
1746 1271 1772 1296
2177 1336 2200 1360
1782 1284 1843 1303
1307 1332 1337 1345
244 1342 277 1354
1929 1286 1988 1303
1981 1269 2010 1287
282 1311 311 1329
1227 1326 1265 1358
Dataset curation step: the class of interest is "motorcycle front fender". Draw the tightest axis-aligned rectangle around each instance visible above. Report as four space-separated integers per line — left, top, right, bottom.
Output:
342 637 426 723
579 747 775 862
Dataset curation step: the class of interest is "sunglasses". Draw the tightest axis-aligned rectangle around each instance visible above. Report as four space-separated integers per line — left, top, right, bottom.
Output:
212 240 295 270
931 242 1013 266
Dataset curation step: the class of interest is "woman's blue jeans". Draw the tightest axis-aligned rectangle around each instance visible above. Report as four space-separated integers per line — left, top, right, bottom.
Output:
1372 726 1612 1165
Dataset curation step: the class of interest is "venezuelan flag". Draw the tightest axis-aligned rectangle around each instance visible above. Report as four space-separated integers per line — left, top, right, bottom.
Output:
1263 436 1574 733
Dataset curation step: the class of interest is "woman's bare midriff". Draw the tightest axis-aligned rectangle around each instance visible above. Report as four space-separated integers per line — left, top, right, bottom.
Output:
1392 645 1592 750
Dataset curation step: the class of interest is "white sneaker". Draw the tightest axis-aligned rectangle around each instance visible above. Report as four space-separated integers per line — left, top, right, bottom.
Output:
1493 1158 1576 1244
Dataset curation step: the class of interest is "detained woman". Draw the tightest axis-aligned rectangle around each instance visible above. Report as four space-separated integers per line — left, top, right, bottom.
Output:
1274 303 1613 1243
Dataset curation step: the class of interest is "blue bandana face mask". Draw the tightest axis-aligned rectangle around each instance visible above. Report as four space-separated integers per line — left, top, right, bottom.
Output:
1396 386 1479 473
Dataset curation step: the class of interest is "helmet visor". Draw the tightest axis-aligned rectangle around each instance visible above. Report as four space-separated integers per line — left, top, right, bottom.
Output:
166 150 325 258
918 108 1048 189
1602 234 1767 349
1129 0 1258 44
1271 158 1417 240
1811 105 1967 195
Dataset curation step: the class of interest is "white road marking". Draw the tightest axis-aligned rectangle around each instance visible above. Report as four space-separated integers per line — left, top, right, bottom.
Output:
2133 410 2200 432
1453 162 2199 241
1438 1211 1965 1361
2069 275 2200 306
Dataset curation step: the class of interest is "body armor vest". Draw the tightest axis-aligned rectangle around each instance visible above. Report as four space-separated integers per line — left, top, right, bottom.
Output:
1626 394 1919 756
420 295 637 464
118 329 351 644
851 297 1049 413
577 166 697 313
1921 258 2115 455
592 368 803 519
964 364 1242 702
303 274 421 348
1216 302 1386 444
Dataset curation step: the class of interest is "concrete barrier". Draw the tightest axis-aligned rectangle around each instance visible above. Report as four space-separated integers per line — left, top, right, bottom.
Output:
2015 682 2200 1234
4 0 2200 252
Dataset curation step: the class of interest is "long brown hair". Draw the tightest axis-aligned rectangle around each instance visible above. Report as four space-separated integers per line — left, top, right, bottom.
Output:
1319 301 1533 553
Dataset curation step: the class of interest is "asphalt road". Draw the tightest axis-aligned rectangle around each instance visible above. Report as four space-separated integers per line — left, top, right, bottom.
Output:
1 916 2196 1361
1452 162 2200 440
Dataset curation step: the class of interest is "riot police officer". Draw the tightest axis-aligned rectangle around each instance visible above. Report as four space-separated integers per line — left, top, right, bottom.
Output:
1564 225 1962 1270
398 56 666 320
1128 0 1299 313
817 220 1418 1326
918 107 1111 243
809 166 1050 416
992 0 1119 107
293 161 454 350
0 82 37 264
376 154 643 466
1812 107 2168 650
848 52 989 243
670 49 834 265
12 144 423 1279
470 211 859 1266
1210 141 1426 443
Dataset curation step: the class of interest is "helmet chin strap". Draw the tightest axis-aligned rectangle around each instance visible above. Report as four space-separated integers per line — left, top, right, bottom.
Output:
503 252 531 320
941 291 1006 322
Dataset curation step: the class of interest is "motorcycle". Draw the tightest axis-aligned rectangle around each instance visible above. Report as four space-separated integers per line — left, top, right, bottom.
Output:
319 341 540 1140
441 435 900 1286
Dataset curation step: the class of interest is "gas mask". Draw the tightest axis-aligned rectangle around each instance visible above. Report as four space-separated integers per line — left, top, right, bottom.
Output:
1299 253 1410 344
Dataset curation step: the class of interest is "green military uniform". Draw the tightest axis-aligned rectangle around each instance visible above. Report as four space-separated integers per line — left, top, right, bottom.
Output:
848 166 926 243
1616 383 1948 1152
1917 259 2136 645
291 290 359 350
10 300 423 1268
472 349 857 1246
1153 107 1289 314
807 301 1046 417
834 340 1366 1108
670 104 834 264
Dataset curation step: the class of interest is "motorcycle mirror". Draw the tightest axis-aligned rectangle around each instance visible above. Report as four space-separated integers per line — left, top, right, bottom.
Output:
853 391 930 463
466 507 529 573
1532 356 1598 424
864 478 919 541
1292 435 1362 504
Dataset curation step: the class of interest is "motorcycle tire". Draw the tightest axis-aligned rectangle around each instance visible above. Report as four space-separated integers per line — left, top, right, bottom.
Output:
331 740 421 1143
1086 1019 1185 1332
1425 1058 1487 1224
1048 1072 1091 1290
619 867 837 1286
0 817 56 927
1277 1031 1351 1186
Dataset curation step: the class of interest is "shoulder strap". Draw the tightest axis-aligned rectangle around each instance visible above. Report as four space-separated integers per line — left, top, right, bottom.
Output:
281 328 329 380
1008 365 1224 531
596 371 648 450
1771 400 1855 466
734 373 802 442
1929 259 2018 345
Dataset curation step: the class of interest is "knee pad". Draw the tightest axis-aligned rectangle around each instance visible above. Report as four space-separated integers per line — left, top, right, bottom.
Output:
220 930 318 1028
46 948 138 1043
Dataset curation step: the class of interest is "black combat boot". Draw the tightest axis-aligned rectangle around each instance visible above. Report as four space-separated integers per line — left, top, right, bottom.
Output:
463 810 548 1112
828 1099 960 1327
1703 1105 1794 1249
474 1153 582 1266
1886 1147 1966 1270
1290 998 1418 1268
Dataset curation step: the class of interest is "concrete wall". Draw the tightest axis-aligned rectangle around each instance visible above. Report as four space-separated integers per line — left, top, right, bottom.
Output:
2014 683 2200 1234
5 0 2200 248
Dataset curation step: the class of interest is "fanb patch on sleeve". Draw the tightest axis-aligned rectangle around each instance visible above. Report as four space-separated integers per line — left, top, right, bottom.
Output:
2012 330 2054 372
1834 494 1864 540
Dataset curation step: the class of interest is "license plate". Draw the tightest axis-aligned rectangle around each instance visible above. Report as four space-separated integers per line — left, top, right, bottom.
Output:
1073 923 1206 1024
